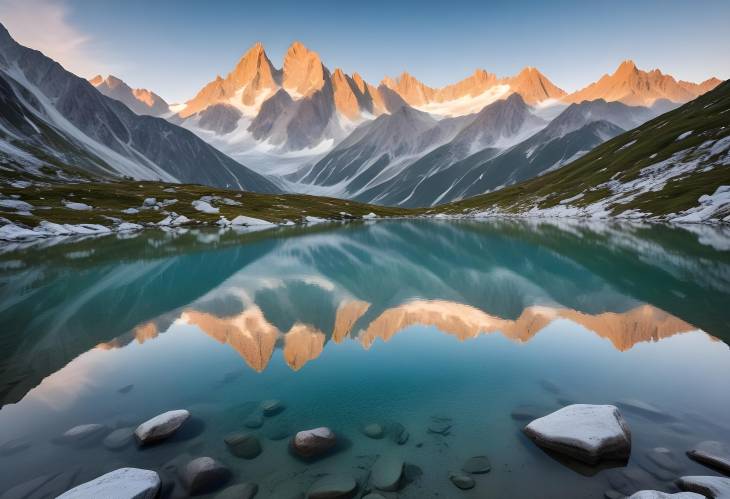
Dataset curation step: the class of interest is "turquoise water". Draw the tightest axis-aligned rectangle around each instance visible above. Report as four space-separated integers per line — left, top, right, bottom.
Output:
1 219 730 498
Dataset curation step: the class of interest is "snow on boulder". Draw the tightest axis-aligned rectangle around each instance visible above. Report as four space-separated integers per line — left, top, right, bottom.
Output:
677 476 730 498
192 200 219 214
56 467 160 499
123 208 140 215
628 492 704 499
305 216 327 224
523 404 631 464
118 223 143 232
135 409 189 445
63 201 93 211
0 199 34 211
230 215 275 226
0 223 39 240
362 212 378 220
36 221 74 236
671 186 730 224
142 197 157 207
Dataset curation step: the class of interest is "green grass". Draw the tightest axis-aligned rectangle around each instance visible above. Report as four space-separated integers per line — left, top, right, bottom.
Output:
1 180 413 227
436 80 730 217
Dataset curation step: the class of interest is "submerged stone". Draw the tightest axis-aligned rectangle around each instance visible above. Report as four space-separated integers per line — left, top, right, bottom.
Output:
371 454 404 491
291 427 337 458
56 467 160 499
646 447 681 472
524 404 631 464
224 432 262 459
462 455 491 474
428 417 452 435
244 412 264 429
390 422 409 445
363 423 384 439
135 410 189 445
449 471 475 490
103 427 135 450
260 399 285 416
215 482 259 499
687 441 730 475
59 424 108 445
182 457 231 495
307 474 357 498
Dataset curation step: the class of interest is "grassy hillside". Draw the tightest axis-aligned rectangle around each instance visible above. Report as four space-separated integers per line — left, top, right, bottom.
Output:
435 80 730 219
0 180 411 228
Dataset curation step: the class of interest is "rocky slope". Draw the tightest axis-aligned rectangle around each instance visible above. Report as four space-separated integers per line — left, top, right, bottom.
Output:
437 79 730 223
0 23 279 193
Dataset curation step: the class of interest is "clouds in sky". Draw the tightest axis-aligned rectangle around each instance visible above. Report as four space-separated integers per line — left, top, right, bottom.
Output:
0 0 114 77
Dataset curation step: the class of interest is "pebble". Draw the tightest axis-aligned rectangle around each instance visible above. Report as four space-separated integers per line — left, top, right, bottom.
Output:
371 454 404 491
449 471 476 490
215 482 259 499
261 399 285 417
182 457 231 495
462 455 491 474
224 432 262 459
307 474 357 498
363 423 385 439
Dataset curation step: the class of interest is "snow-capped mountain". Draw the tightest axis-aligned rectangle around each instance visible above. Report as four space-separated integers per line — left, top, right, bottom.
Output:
564 60 721 106
0 23 279 192
90 75 170 116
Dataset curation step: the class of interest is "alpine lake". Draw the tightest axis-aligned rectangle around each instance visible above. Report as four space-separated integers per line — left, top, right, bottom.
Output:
1 219 729 498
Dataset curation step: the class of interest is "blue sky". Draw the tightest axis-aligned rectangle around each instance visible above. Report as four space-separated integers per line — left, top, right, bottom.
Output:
1 0 728 103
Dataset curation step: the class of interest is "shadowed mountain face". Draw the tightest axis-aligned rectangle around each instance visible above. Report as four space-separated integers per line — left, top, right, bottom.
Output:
0 23 279 192
2 219 729 405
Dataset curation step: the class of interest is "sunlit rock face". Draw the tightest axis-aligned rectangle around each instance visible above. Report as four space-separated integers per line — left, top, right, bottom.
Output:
174 300 695 372
180 308 279 372
563 60 721 106
332 300 371 343
283 324 325 371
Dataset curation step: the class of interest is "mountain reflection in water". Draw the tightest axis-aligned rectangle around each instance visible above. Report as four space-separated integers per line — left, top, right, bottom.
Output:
1 219 729 406
105 300 700 373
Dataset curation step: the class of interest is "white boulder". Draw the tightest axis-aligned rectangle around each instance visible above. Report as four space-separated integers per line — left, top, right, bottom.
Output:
230 215 275 226
678 476 730 499
628 492 704 499
134 409 189 445
523 404 631 464
192 200 219 214
56 467 160 499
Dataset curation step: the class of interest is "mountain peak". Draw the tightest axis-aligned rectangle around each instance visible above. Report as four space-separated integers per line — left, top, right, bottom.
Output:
507 67 566 104
283 41 325 96
615 59 638 75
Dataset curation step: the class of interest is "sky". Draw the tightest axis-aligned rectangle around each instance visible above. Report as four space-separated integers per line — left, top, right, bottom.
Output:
0 0 728 103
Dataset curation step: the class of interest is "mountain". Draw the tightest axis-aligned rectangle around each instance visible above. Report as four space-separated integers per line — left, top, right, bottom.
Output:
297 93 674 207
380 66 566 116
438 79 730 223
337 94 547 205
564 60 721 106
0 23 279 192
90 75 170 116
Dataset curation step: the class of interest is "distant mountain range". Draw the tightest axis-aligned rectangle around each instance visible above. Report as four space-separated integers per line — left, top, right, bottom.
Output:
439 79 730 223
0 22 726 213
